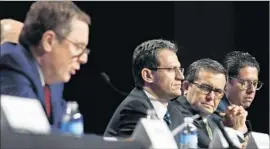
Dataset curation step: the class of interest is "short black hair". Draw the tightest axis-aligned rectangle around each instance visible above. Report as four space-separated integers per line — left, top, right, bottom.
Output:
186 58 227 82
132 39 178 89
223 51 260 78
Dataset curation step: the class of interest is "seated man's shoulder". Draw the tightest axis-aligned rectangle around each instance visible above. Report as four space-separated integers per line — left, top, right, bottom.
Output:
169 96 186 109
0 45 27 65
1 42 20 55
171 95 185 103
210 98 228 123
120 96 149 112
0 44 37 98
119 88 151 109
217 97 229 112
0 70 37 99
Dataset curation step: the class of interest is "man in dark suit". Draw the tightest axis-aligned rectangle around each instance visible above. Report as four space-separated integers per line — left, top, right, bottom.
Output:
104 39 185 137
171 58 249 148
0 1 90 129
211 51 262 145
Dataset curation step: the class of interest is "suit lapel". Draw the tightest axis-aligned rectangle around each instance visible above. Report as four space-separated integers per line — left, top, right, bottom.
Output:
19 45 45 108
49 84 60 124
130 88 153 108
168 100 184 130
131 88 158 118
175 96 202 125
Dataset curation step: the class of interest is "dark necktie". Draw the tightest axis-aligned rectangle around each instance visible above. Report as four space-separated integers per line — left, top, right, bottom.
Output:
163 110 172 126
44 85 51 117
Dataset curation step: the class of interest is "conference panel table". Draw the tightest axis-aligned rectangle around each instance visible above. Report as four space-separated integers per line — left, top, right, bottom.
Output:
1 129 145 149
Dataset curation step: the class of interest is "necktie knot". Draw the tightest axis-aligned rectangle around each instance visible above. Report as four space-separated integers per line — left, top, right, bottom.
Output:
163 110 171 126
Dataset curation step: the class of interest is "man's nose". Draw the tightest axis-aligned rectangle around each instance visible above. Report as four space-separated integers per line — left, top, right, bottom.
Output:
206 91 215 101
246 84 256 93
73 62 80 70
176 70 185 80
78 53 88 64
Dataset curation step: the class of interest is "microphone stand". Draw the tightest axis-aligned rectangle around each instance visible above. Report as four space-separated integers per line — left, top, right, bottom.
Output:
217 121 241 149
100 72 128 96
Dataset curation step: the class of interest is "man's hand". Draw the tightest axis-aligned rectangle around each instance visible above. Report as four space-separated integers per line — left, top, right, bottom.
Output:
240 137 249 149
223 105 248 133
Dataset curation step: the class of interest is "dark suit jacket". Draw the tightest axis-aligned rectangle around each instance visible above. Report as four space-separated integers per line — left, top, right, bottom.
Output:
170 96 220 148
104 87 182 138
0 42 66 130
211 97 230 124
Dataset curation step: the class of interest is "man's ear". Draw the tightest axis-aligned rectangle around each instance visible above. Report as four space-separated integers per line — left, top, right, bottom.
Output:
41 30 56 53
182 80 190 96
182 80 190 90
224 84 228 92
225 78 234 92
141 68 154 83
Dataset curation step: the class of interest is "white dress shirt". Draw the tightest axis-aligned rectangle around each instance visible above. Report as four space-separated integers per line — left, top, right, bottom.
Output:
36 63 45 87
143 90 168 121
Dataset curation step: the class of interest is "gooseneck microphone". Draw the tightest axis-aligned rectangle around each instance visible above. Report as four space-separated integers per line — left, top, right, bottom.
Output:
217 121 241 149
100 72 128 96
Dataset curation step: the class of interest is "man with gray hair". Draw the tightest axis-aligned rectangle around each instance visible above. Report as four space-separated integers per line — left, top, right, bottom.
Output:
171 58 248 148
104 39 185 137
0 1 91 130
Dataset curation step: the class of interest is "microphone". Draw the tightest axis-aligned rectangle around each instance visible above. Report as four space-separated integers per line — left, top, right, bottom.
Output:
245 120 252 133
216 120 241 149
100 72 128 96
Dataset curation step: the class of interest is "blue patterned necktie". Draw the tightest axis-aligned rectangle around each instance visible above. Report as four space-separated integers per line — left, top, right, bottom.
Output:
163 110 172 126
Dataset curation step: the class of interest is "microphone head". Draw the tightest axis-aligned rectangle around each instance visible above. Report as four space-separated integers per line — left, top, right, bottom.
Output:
101 72 111 83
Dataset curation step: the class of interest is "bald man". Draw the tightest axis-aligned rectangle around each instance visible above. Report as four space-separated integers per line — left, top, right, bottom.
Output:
1 19 24 44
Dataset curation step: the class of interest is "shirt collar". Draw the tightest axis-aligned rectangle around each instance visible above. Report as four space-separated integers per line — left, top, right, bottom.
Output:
143 90 167 120
35 62 45 87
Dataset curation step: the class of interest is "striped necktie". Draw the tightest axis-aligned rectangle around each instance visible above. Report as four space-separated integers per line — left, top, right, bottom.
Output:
203 118 213 140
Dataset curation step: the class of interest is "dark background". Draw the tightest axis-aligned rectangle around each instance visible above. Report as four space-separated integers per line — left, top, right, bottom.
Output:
1 1 269 135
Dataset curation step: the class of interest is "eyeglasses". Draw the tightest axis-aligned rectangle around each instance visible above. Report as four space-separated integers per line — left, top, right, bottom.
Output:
55 32 91 58
229 77 263 90
152 67 184 74
190 82 225 98
64 38 91 58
